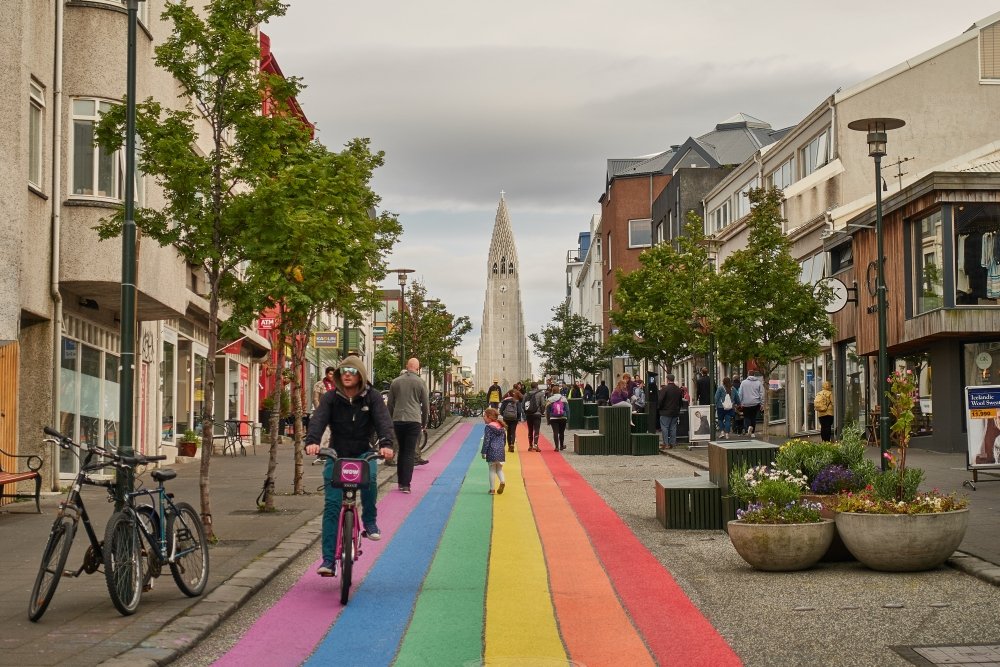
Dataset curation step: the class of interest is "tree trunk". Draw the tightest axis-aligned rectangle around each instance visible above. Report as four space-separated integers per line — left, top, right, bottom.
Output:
291 330 305 495
199 275 218 541
263 319 285 511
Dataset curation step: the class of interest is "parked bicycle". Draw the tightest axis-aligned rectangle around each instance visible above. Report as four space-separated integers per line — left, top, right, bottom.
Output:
119 453 209 600
29 427 163 621
315 447 381 605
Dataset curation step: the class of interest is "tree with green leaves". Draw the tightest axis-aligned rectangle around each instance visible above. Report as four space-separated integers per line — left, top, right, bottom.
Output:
530 301 608 384
608 213 718 370
236 140 400 508
713 187 834 434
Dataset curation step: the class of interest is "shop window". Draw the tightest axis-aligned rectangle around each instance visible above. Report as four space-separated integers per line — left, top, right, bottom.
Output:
964 341 1000 387
841 341 866 431
895 353 932 437
767 366 787 424
58 337 121 477
913 209 944 313
161 339 175 441
954 203 1000 306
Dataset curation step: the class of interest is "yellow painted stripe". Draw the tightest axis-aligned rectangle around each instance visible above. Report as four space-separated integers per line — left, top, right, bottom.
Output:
485 433 568 664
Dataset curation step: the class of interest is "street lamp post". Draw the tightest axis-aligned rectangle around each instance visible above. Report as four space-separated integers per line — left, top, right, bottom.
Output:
848 117 905 470
389 268 414 368
117 0 144 504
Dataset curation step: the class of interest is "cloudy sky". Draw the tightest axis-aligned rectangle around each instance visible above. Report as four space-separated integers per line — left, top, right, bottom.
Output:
262 1 999 375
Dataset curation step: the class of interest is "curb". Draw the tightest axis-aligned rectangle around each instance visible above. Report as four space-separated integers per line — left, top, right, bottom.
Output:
99 418 465 666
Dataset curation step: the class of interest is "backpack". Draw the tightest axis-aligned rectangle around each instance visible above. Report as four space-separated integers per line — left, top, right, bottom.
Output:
524 390 542 415
814 392 831 412
722 392 733 410
502 400 518 421
550 400 566 418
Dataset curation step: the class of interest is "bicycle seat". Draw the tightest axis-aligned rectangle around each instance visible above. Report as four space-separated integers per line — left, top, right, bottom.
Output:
151 469 177 482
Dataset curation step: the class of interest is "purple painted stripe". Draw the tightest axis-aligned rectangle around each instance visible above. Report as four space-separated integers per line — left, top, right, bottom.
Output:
212 423 473 667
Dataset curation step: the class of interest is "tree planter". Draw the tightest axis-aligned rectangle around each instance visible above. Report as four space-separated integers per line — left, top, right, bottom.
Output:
727 519 835 571
835 509 969 572
177 440 198 457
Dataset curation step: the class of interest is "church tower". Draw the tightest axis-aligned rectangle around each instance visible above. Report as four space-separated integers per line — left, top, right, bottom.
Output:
476 194 532 391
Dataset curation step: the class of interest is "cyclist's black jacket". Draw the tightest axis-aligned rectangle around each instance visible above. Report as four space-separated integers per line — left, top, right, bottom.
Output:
307 383 395 459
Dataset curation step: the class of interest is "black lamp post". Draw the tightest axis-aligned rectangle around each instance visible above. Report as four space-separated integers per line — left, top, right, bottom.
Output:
389 268 414 368
117 0 144 504
848 117 905 470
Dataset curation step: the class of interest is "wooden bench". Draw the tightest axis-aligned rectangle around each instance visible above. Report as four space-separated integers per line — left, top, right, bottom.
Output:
655 477 722 530
0 446 43 513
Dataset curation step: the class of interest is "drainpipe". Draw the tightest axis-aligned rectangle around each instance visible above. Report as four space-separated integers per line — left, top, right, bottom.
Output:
49 0 65 488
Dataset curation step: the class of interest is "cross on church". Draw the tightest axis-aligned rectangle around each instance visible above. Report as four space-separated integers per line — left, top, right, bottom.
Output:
500 189 505 199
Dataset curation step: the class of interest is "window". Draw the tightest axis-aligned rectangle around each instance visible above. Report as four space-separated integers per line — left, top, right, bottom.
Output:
894 354 933 437
734 177 758 220
606 231 612 272
769 156 797 190
29 80 44 188
955 203 1000 306
58 337 120 476
628 219 652 248
830 242 853 274
710 202 729 232
800 129 830 178
799 253 826 286
981 21 1000 81
913 210 944 314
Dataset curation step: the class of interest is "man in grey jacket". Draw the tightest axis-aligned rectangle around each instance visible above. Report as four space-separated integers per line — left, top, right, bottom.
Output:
738 371 765 437
387 357 429 493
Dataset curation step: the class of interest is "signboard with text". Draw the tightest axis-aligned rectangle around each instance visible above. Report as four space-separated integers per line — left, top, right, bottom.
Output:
314 331 340 348
965 385 1000 469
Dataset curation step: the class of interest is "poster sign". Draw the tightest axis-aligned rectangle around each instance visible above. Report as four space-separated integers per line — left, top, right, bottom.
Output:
314 331 340 348
965 385 1000 468
688 406 712 441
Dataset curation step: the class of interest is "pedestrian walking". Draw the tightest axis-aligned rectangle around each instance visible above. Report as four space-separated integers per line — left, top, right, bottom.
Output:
583 383 594 401
487 379 503 409
595 380 610 406
499 390 522 452
387 357 429 494
813 380 835 442
738 371 765 437
696 367 712 406
657 374 682 450
523 381 546 451
305 356 395 576
546 386 569 450
714 376 740 439
481 407 507 495
311 366 337 451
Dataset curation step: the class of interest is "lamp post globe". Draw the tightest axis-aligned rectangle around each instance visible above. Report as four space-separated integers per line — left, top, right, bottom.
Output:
389 268 414 368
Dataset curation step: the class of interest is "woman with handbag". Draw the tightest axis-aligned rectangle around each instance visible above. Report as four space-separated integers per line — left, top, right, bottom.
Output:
714 376 740 440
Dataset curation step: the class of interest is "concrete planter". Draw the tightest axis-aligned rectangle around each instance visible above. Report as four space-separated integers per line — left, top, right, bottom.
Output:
835 509 969 572
727 519 835 571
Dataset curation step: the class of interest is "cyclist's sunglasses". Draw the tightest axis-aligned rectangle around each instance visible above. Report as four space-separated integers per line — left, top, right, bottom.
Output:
340 367 360 376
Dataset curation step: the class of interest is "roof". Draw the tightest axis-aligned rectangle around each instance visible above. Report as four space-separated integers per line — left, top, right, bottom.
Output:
605 113 785 187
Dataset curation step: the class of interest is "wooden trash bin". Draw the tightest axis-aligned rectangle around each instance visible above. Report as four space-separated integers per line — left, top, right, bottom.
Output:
655 477 723 529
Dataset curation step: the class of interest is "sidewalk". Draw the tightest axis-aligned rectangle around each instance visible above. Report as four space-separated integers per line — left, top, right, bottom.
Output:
0 421 461 667
661 434 1000 580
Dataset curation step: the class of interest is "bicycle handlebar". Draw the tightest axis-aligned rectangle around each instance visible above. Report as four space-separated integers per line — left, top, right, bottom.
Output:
42 426 166 468
315 448 384 462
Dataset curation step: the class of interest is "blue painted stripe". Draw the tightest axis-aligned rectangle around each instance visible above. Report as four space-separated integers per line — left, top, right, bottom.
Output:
304 424 484 667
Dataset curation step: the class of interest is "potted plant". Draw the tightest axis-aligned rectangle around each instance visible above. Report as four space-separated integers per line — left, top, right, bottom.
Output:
726 464 835 571
178 429 200 457
834 369 970 571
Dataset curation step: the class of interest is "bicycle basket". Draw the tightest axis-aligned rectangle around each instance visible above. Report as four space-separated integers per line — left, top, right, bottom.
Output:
330 458 370 489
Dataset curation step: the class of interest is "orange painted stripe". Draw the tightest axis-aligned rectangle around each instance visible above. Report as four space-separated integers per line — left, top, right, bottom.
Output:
520 429 656 666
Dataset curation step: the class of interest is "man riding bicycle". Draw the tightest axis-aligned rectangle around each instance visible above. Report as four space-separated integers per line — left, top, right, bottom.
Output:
306 356 395 576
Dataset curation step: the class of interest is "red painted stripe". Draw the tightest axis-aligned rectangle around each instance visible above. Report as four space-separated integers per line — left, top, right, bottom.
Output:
542 444 743 667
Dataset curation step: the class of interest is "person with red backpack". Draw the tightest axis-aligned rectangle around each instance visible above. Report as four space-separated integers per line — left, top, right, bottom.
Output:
546 385 569 451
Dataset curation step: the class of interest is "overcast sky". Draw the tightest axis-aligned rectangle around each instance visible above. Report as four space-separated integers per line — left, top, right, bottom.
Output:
262 1 999 376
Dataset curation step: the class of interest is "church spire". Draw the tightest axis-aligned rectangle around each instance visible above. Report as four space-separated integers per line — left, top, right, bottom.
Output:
476 193 532 390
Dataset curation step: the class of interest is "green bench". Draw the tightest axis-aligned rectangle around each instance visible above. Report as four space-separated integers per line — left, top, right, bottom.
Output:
655 477 722 530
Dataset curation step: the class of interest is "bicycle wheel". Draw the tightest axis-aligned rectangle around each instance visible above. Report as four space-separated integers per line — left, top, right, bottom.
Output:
339 510 354 605
168 502 209 596
103 511 143 616
419 429 429 453
134 505 160 591
28 515 76 622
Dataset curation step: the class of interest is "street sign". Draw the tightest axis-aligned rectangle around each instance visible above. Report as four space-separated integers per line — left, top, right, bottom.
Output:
373 326 387 336
258 317 276 330
314 331 340 348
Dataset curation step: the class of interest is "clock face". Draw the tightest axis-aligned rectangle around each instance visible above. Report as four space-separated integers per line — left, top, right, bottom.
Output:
499 285 508 293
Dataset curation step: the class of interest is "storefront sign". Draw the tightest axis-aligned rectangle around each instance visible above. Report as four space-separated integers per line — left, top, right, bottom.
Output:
314 331 340 348
258 317 276 330
965 385 1000 468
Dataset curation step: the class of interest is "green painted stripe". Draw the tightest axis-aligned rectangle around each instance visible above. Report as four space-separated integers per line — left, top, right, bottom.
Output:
393 442 491 666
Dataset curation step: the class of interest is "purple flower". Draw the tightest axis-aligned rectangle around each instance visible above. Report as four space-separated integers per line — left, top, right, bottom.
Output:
810 464 857 494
